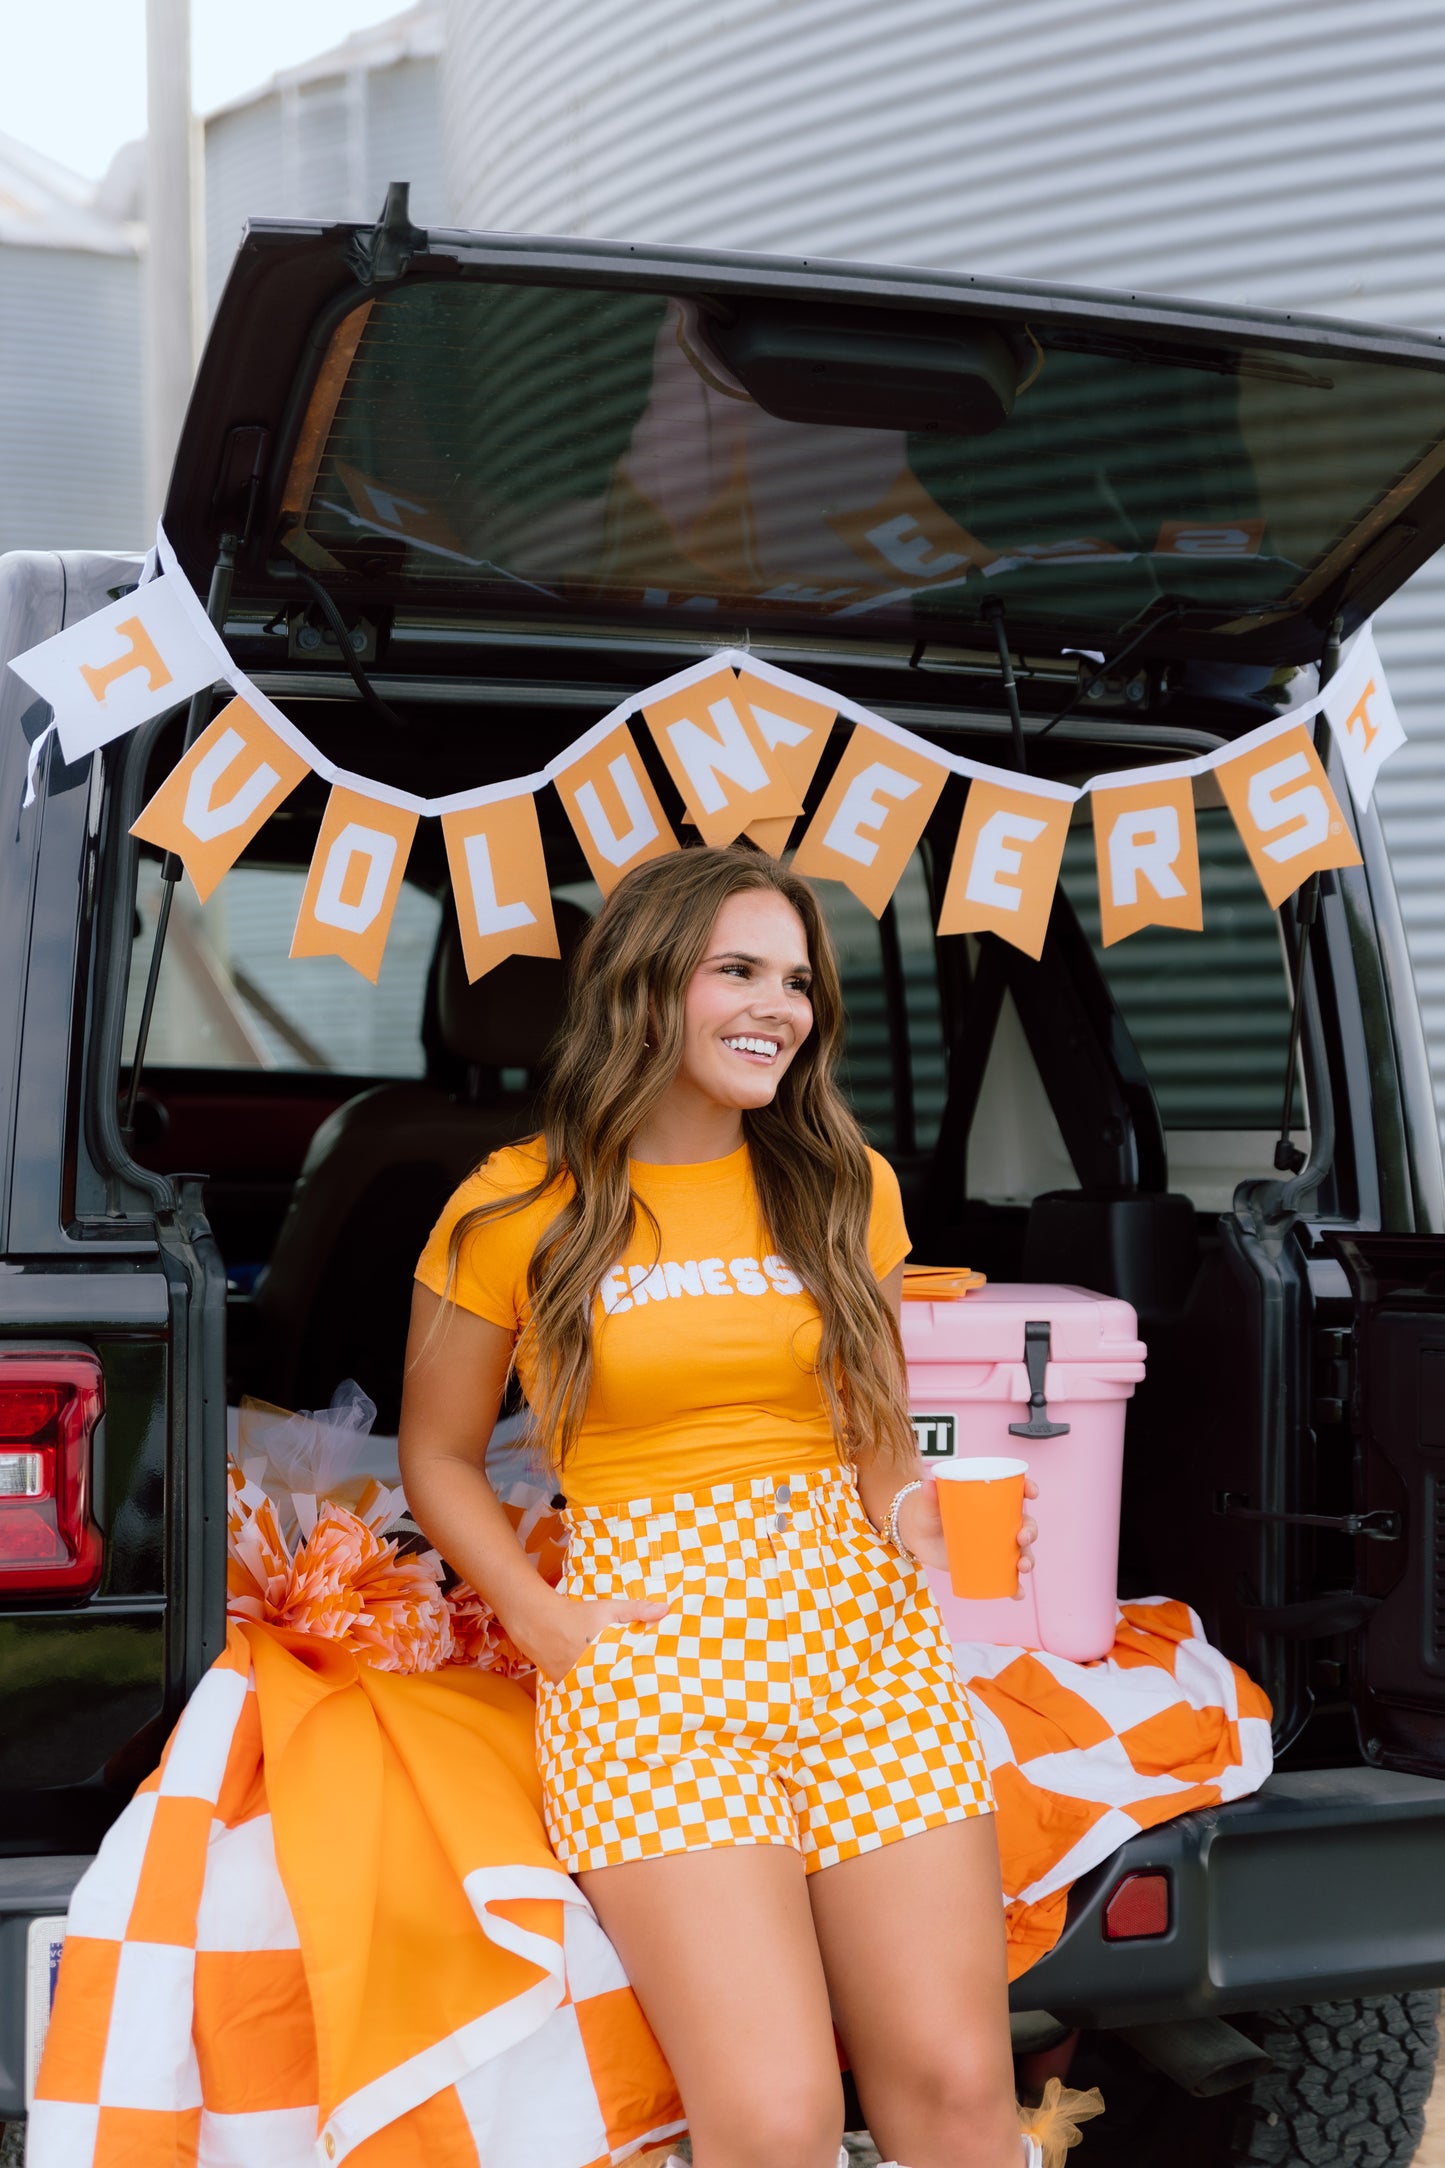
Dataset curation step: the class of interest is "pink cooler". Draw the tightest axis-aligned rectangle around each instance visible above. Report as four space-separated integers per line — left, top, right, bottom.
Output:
900 1284 1146 1662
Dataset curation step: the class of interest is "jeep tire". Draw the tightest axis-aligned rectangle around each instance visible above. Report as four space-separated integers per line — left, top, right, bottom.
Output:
1070 1991 1440 2167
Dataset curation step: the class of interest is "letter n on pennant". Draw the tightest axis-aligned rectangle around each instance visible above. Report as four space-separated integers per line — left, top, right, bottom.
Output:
642 668 802 847
441 792 559 982
1214 724 1361 910
291 785 418 981
1091 775 1202 946
553 722 678 895
937 777 1074 958
130 696 312 902
791 724 946 916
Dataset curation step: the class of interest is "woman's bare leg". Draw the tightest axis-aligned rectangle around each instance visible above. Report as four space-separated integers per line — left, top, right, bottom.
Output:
809 1815 1020 2168
578 1844 845 2168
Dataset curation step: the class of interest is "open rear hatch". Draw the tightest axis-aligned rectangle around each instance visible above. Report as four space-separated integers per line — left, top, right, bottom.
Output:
166 190 1445 694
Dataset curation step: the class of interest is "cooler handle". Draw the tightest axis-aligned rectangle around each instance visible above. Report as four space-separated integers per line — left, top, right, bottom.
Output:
1008 1321 1071 1440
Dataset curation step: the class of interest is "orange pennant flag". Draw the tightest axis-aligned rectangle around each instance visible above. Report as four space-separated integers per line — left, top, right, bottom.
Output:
642 668 802 847
937 777 1074 959
791 725 947 916
1090 774 1203 947
1213 723 1361 910
130 695 311 902
553 722 678 896
290 785 418 982
736 673 835 855
441 793 559 983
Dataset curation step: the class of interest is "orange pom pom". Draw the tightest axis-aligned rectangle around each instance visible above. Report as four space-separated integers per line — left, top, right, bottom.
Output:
1018 2078 1105 2168
446 1580 536 1678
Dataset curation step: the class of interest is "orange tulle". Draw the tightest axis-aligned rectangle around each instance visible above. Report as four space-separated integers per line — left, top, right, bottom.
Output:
1017 2077 1106 2168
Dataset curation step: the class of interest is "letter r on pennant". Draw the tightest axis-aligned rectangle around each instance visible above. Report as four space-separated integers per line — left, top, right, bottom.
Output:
78 617 174 704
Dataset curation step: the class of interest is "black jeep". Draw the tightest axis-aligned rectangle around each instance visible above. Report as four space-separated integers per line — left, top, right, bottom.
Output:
3 196 1445 2164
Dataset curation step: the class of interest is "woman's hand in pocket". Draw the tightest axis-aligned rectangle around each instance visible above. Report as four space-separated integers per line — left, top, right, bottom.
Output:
515 1588 670 1683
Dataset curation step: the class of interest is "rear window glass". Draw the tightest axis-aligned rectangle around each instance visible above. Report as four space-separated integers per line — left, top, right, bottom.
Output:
288 278 1445 651
1058 807 1292 1129
123 861 440 1075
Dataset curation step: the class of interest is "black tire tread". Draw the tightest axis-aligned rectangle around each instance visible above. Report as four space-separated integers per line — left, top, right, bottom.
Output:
1221 1993 1440 2168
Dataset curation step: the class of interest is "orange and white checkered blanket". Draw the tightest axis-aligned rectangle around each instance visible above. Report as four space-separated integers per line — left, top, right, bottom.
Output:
31 1480 1271 2166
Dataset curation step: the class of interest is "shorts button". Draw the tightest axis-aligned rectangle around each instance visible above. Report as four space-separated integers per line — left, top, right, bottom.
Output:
324 2138 336 2160
775 1483 791 1505
774 1512 789 1532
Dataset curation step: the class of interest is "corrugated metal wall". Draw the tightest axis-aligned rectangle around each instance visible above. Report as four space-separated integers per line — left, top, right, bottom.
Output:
0 244 145 552
205 51 448 313
443 0 1445 1134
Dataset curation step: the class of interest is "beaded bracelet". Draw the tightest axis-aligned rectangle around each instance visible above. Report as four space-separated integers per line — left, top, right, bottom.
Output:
882 1478 925 1562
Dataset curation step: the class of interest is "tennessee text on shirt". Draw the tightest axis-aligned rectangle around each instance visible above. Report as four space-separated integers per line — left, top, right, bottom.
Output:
598 1255 806 1313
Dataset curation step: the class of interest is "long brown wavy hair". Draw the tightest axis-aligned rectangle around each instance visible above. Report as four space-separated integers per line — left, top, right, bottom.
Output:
441 846 914 1473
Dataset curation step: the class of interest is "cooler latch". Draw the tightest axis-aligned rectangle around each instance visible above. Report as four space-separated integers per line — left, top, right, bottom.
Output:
1008 1321 1071 1440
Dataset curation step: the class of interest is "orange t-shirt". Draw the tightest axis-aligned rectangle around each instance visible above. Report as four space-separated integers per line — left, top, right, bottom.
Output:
415 1137 910 1507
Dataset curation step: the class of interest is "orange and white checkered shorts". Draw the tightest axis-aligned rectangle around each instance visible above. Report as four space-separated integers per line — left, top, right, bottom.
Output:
536 1464 994 1876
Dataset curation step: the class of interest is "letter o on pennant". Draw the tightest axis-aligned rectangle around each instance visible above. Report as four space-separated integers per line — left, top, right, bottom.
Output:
291 785 419 981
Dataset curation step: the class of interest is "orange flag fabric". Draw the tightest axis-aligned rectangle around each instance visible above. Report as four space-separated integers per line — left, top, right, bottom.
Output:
1214 723 1362 909
553 722 679 896
290 785 418 982
130 695 312 902
642 668 802 847
938 777 1074 959
1090 774 1203 947
736 672 835 855
792 724 948 915
441 792 559 982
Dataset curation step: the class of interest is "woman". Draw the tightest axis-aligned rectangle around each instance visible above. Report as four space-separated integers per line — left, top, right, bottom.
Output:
401 845 1039 2168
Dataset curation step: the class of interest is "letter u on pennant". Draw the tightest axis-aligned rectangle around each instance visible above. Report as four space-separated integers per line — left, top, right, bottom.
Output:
130 696 312 901
552 721 678 895
791 724 947 915
441 791 559 981
1090 774 1202 946
291 785 418 981
1214 723 1361 910
937 776 1074 958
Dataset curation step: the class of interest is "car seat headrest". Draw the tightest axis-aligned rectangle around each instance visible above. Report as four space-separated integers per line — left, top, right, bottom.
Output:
434 898 590 1072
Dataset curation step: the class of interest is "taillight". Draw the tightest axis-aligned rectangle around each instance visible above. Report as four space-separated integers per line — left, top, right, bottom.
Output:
1103 1870 1171 1940
0 1352 103 1595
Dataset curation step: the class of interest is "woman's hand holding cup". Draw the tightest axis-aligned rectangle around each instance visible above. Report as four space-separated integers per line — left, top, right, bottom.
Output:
897 1470 1038 1598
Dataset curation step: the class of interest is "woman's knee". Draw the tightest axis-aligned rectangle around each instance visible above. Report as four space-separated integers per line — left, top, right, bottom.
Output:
689 2068 843 2167
873 2040 1015 2132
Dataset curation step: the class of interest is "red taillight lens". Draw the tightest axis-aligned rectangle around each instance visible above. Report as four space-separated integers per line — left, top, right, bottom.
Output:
0 1354 103 1595
1103 1871 1171 1940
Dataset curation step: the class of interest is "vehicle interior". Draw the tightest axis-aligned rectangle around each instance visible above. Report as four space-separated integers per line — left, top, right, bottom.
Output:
113 670 1371 1777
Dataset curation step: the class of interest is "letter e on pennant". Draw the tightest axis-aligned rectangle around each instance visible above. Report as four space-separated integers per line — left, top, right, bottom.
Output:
130 696 311 902
1091 774 1202 946
1214 724 1361 909
553 722 678 895
642 668 802 847
792 724 947 915
441 792 559 982
291 785 418 981
937 777 1073 958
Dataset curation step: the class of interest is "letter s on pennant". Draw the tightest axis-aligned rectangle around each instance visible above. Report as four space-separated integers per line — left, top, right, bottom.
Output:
1214 723 1361 910
937 777 1073 959
130 696 312 902
291 784 418 981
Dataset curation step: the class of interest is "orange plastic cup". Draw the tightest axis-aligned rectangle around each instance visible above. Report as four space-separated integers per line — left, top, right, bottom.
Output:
931 1457 1029 1600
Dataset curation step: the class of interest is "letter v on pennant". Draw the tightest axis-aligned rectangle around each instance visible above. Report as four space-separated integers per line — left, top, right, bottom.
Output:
642 668 803 846
130 696 312 901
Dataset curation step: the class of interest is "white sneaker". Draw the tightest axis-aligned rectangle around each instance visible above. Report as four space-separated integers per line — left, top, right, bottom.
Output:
877 2143 1040 2168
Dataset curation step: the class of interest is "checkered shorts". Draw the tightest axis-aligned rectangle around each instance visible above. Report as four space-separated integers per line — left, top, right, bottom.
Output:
536 1464 994 1875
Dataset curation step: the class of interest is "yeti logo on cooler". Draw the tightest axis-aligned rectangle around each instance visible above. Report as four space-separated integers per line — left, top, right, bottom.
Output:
913 1414 956 1459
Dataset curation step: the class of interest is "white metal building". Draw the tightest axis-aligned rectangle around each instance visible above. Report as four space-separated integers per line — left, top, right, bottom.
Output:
204 4 448 314
0 134 145 553
441 0 1445 1132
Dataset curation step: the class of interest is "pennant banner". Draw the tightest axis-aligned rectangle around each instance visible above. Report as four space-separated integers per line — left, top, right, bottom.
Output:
7 524 1403 984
